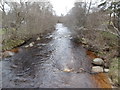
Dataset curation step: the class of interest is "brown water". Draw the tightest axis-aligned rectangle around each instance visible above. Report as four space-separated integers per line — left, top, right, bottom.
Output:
1 23 111 88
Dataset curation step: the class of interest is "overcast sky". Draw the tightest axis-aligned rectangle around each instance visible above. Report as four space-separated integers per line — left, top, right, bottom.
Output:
50 0 75 16
50 0 101 16
4 0 102 15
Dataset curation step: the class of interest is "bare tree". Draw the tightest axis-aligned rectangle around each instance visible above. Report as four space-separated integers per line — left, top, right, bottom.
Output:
2 0 57 44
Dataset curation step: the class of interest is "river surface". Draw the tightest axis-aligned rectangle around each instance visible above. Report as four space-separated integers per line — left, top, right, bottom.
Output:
1 23 111 88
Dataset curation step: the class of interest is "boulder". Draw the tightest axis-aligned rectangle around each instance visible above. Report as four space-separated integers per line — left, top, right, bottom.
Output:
92 66 103 73
92 58 104 65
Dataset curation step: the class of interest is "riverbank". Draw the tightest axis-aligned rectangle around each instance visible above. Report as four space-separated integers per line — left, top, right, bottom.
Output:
72 29 119 87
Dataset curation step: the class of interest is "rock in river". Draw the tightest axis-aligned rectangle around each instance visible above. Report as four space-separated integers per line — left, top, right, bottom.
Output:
92 66 103 73
2 51 15 58
11 64 18 68
37 37 40 40
104 69 109 73
63 68 73 72
92 58 104 65
29 42 35 47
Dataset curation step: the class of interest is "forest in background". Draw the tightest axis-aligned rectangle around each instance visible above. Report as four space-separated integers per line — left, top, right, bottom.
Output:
0 0 57 51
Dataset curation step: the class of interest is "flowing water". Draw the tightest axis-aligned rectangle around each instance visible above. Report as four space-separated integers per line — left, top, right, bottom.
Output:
1 23 111 88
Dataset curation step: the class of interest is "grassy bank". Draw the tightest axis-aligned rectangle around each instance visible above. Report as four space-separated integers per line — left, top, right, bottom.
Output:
2 39 25 51
75 30 119 87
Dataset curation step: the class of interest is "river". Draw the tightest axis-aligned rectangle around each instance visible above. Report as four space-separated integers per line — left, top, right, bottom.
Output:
2 23 111 88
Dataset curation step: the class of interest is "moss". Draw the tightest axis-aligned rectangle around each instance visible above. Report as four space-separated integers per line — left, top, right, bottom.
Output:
101 31 118 40
2 39 25 51
0 28 6 35
109 57 119 86
101 31 118 47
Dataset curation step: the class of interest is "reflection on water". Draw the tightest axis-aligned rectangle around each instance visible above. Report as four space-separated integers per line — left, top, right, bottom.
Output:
52 24 75 70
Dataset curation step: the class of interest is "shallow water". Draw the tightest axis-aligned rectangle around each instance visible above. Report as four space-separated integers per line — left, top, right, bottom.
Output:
1 23 111 88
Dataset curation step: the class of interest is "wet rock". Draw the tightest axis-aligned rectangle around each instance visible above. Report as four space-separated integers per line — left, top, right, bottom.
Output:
29 42 35 47
46 34 53 39
63 68 73 72
104 69 109 73
11 64 18 68
92 58 104 65
41 44 47 46
24 42 35 48
92 66 103 73
37 43 46 46
37 37 40 40
25 45 29 48
54 37 58 39
69 37 73 40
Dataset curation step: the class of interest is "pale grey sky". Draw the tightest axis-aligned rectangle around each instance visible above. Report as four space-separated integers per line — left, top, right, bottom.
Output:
50 0 101 16
50 0 74 16
3 0 102 15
